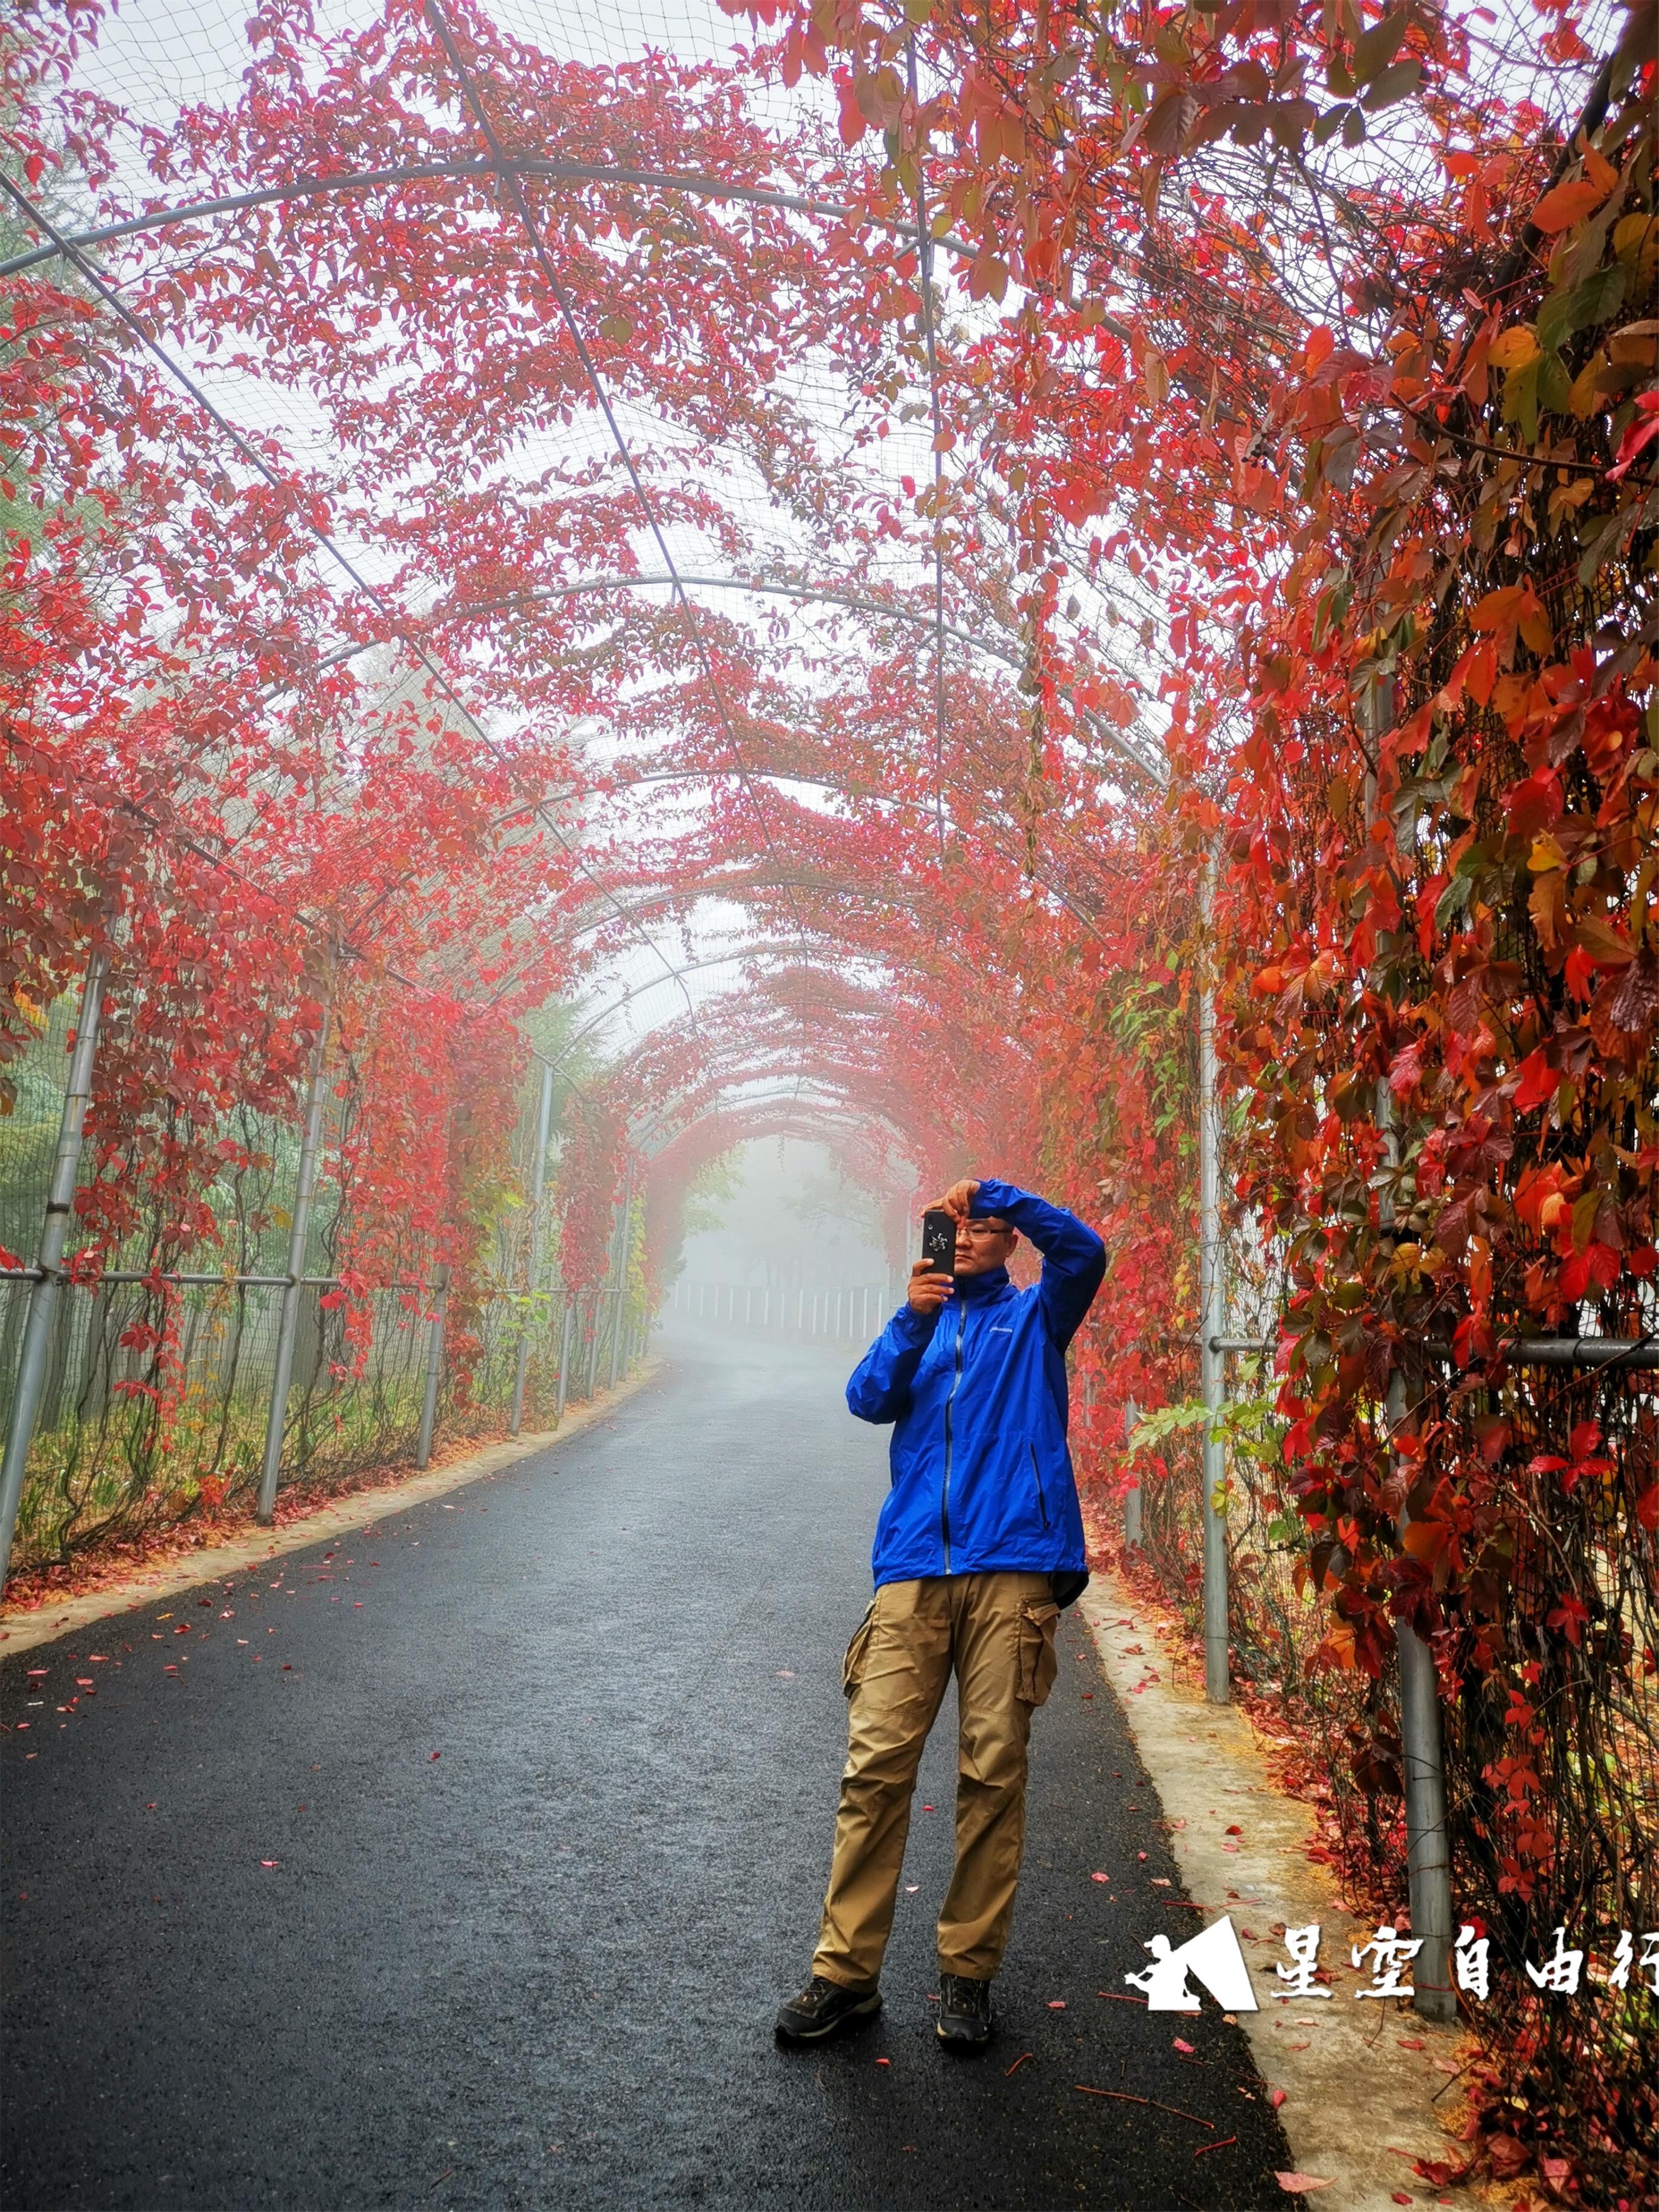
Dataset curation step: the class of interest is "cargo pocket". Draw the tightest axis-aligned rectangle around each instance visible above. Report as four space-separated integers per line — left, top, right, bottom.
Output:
1016 1600 1061 1707
842 1601 877 1698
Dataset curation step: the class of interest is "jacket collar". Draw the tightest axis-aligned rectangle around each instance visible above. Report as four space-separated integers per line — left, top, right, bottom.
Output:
956 1265 1011 1302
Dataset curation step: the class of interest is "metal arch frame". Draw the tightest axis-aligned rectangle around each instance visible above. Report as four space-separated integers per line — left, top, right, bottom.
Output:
632 1076 919 1162
0 143 1140 349
546 851 1114 960
539 941 818 1069
635 1092 914 1171
301 575 1166 788
0 176 708 1052
0 158 990 282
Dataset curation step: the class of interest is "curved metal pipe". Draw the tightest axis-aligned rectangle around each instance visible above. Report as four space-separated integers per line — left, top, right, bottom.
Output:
0 156 979 280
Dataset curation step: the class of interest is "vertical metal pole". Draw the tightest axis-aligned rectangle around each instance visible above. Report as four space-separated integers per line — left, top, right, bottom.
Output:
608 1159 632 1392
1198 853 1229 1703
1378 1073 1455 2020
415 1263 449 1470
510 1060 556 1436
585 1289 601 1398
0 949 109 1591
258 1002 331 1525
554 1297 573 1421
1124 1397 1143 1549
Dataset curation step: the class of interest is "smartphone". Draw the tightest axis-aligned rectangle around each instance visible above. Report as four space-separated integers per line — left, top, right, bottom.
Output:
921 1209 958 1275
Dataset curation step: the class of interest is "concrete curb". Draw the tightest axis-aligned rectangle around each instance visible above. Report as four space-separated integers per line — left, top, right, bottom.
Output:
1081 1565 1481 2210
0 1358 664 1658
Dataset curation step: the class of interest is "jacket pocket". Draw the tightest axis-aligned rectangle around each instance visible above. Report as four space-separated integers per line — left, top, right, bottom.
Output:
1028 1442 1050 1529
842 1601 877 1698
1016 1599 1060 1707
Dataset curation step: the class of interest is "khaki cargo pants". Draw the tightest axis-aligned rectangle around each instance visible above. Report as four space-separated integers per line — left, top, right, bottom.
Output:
812 1572 1060 1988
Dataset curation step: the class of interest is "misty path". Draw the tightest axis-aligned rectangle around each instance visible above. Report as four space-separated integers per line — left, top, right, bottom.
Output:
2 1323 1291 2209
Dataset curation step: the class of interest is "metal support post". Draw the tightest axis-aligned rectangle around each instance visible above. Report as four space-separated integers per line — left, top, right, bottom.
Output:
258 1002 332 1525
1124 1397 1142 1549
585 1290 601 1398
509 1060 555 1437
0 949 109 1591
1378 1074 1455 2020
1198 854 1229 1702
555 1297 573 1421
415 1263 450 1469
608 1159 633 1392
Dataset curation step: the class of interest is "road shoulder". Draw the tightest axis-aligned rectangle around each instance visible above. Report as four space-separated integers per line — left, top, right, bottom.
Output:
0 1359 663 1659
1081 1566 1483 2212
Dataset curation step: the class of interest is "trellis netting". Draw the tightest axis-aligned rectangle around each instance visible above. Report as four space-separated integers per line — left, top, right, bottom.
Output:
0 986 650 1572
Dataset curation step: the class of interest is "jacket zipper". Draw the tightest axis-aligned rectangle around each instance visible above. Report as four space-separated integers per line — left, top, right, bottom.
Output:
941 1296 967 1572
1028 1442 1050 1529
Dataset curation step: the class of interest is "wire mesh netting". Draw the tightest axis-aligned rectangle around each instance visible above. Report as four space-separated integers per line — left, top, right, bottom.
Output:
0 992 649 1573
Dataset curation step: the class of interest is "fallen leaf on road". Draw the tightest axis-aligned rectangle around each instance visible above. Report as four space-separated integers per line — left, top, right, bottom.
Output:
1392 2195 1412 2204
1172 2037 1195 2053
875 2058 890 2068
260 1859 279 1868
1138 1852 1148 1862
1047 2000 1067 2010
1091 1872 1109 1882
1225 1824 1242 1835
1275 2175 1334 2194
1397 2036 1426 2050
430 1751 441 1762
904 1884 919 1893
1270 2088 1287 2109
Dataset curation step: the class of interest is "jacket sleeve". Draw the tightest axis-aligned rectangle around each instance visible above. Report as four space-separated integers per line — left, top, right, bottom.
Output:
972 1177 1106 1351
847 1300 939 1424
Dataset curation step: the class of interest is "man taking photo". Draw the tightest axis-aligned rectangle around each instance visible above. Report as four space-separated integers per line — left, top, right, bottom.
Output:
776 1174 1106 2053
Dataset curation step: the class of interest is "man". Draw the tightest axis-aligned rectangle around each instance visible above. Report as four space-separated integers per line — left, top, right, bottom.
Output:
775 1174 1106 2052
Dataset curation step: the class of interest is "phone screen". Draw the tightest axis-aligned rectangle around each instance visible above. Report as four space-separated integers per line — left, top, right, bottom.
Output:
921 1209 957 1274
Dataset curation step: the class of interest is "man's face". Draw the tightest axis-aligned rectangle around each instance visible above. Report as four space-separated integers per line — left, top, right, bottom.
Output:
954 1215 1016 1278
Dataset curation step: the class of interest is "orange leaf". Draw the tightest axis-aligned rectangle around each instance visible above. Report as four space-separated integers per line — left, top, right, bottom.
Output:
1530 177 1611 233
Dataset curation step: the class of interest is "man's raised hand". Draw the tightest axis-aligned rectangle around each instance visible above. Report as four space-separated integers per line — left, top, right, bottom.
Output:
906 1257 954 1315
931 1178 982 1223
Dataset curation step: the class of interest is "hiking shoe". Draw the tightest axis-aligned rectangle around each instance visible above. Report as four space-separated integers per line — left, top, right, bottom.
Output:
936 1972 993 2049
774 1974 882 2043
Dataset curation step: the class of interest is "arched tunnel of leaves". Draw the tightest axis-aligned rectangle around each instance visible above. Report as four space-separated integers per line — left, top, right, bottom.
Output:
1 0 1656 2187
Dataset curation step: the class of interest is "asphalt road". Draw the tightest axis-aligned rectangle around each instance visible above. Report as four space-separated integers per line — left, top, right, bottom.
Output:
1 1321 1293 2210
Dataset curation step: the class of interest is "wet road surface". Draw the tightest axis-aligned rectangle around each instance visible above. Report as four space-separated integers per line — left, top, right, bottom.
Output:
1 1323 1292 2208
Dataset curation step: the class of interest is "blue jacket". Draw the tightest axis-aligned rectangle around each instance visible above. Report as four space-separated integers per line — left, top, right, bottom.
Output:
847 1179 1106 1587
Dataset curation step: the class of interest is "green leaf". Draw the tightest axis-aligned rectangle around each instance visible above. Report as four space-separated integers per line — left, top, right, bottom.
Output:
1538 348 1574 415
1501 354 1541 444
1312 101 1353 145
1351 8 1408 83
1537 264 1628 352
1360 56 1422 111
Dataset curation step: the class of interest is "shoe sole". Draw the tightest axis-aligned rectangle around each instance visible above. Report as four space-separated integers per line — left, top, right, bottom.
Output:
774 1993 882 2044
935 2021 992 2050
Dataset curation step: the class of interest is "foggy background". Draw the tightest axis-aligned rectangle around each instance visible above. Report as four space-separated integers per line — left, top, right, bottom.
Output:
675 1140 898 1301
